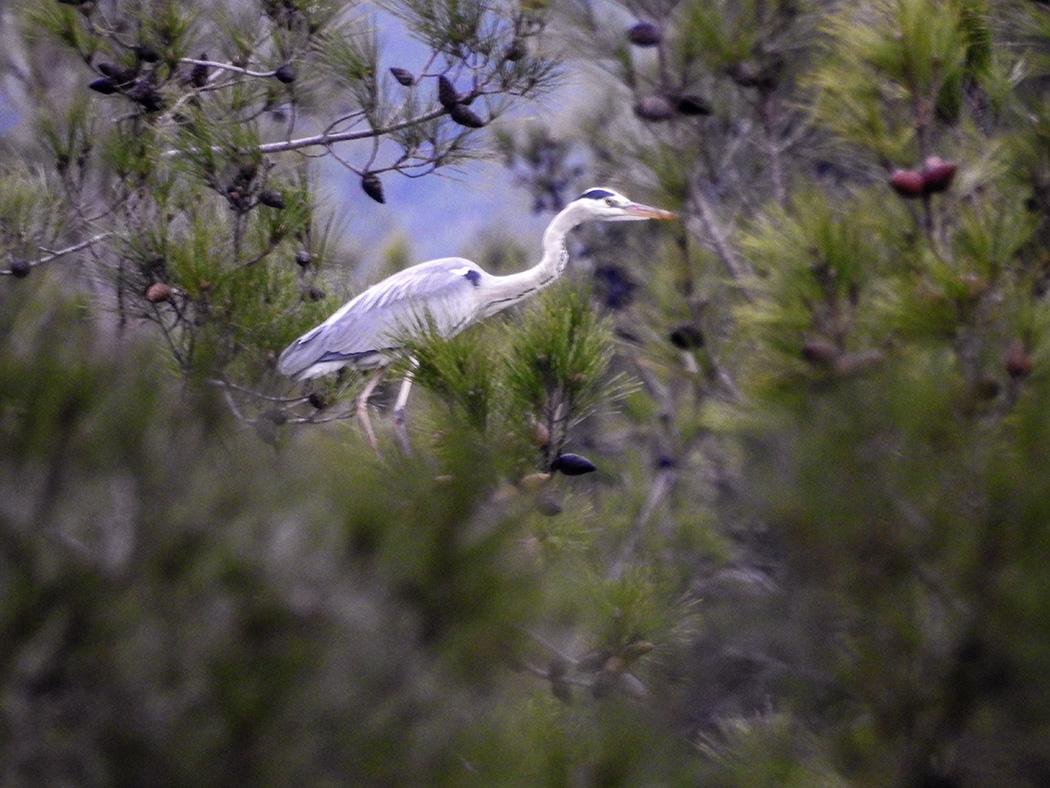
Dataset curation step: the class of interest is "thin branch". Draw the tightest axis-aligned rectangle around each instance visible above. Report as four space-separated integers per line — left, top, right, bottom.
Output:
608 467 675 581
206 377 310 405
686 191 754 287
521 661 593 687
322 110 369 138
758 91 786 205
222 386 252 421
240 241 281 268
2 232 114 276
179 58 280 79
520 627 580 666
161 107 450 158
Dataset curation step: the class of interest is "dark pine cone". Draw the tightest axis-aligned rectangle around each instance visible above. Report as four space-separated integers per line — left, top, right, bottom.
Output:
437 74 459 109
448 103 486 128
361 173 385 204
551 453 598 476
389 67 415 86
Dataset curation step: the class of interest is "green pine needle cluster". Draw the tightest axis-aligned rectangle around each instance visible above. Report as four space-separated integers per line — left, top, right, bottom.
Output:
404 283 634 467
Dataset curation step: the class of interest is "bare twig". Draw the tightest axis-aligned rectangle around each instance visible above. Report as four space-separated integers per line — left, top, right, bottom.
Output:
686 191 754 287
758 91 786 205
520 627 580 666
2 232 114 276
608 467 675 581
206 377 310 405
521 661 593 687
179 58 280 79
161 107 451 159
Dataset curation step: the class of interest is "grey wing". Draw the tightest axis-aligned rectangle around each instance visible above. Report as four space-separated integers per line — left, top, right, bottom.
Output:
277 257 487 379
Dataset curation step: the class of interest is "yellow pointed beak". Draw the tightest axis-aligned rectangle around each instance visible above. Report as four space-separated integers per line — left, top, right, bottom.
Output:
624 202 677 220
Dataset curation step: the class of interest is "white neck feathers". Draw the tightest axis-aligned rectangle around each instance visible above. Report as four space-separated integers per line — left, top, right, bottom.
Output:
477 202 586 318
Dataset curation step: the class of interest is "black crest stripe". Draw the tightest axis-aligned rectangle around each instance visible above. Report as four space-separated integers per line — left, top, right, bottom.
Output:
577 188 615 201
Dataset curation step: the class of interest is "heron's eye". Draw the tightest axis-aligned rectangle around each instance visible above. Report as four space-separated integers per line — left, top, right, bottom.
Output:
605 197 616 207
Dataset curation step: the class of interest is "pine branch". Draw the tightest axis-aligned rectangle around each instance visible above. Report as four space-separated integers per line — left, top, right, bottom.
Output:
161 107 450 158
178 58 281 79
1 232 113 276
685 191 753 287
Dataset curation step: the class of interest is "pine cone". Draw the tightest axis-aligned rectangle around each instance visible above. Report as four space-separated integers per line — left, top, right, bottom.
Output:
551 453 598 476
189 54 209 88
448 103 486 128
146 283 173 303
627 22 663 47
89 77 120 95
97 62 136 86
126 80 166 112
9 259 30 279
134 45 161 64
921 157 958 194
389 67 415 86
675 94 713 116
889 169 925 198
437 75 459 109
258 189 286 209
633 95 676 122
361 173 385 203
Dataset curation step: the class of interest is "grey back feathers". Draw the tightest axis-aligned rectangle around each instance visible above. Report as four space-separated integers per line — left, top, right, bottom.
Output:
277 257 486 379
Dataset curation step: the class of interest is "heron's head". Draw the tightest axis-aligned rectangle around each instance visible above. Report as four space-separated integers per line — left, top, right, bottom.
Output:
572 187 677 222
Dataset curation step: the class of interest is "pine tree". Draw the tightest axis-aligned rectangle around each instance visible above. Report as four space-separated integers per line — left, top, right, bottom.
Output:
6 0 1050 786
522 0 1050 785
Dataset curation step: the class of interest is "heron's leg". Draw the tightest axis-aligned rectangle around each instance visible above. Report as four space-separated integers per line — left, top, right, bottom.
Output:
392 358 417 456
355 367 387 453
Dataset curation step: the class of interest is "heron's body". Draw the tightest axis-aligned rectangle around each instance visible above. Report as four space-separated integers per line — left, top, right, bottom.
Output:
277 187 674 449
279 257 490 377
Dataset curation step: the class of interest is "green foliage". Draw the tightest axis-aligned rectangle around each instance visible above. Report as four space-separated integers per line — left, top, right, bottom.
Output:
403 284 634 468
405 321 502 433
0 276 697 787
0 166 66 262
503 284 635 463
516 0 1050 784
729 346 1050 787
808 0 977 161
678 0 815 74
10 0 1050 785
736 187 901 376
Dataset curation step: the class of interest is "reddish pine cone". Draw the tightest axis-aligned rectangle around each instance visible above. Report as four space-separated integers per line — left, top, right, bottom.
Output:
890 169 925 198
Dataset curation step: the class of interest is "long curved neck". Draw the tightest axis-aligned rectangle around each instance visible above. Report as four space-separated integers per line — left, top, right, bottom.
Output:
478 205 582 318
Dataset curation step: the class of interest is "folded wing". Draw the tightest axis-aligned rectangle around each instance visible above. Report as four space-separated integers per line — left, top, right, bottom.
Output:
277 257 488 380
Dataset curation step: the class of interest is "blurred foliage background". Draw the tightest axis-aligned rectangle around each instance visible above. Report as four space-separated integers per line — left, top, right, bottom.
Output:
3 0 1050 785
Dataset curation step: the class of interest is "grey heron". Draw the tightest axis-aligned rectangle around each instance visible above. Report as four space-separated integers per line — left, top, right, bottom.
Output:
278 187 676 450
